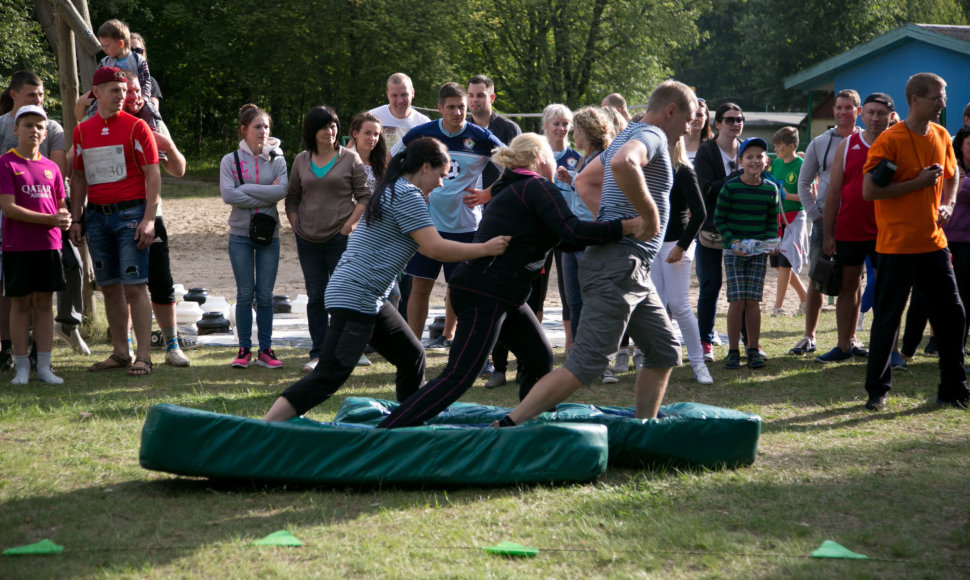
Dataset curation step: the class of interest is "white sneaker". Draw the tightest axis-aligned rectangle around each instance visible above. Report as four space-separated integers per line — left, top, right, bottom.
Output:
613 350 630 373
302 358 319 373
601 368 619 384
632 349 645 369
54 324 91 356
692 362 714 384
711 332 722 346
165 347 191 367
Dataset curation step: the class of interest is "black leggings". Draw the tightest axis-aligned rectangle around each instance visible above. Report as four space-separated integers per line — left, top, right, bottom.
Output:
280 302 425 415
378 287 553 428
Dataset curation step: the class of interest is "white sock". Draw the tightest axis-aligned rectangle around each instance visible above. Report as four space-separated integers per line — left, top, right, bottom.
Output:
36 352 63 384
12 355 29 384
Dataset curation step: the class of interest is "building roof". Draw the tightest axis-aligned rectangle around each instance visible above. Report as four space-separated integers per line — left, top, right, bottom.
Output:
785 23 970 92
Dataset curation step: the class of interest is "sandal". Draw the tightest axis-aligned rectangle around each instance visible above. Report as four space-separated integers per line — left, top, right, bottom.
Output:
127 357 153 376
89 352 132 372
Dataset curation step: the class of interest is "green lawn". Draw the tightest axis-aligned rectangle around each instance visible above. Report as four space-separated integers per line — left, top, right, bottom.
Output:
1 312 968 579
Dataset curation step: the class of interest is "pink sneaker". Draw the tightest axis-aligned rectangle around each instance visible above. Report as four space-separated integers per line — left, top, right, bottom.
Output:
231 347 252 368
257 348 283 369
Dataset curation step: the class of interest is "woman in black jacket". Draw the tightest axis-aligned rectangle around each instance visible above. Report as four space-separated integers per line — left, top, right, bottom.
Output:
378 133 638 428
692 102 744 362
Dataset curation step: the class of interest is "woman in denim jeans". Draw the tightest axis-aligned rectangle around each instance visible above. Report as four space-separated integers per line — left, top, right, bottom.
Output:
219 103 288 369
285 106 370 373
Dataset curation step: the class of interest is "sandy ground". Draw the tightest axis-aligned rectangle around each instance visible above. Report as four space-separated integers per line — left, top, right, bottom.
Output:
163 188 815 320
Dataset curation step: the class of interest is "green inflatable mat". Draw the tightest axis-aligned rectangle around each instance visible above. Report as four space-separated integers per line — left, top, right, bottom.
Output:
139 404 608 486
335 397 762 469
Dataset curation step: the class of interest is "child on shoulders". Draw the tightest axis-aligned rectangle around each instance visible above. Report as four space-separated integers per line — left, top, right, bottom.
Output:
0 106 71 384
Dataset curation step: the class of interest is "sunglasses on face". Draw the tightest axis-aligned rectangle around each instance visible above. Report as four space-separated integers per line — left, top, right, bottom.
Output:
722 116 744 125
132 47 144 55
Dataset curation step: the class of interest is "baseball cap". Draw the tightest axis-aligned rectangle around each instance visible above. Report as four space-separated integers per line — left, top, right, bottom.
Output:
863 92 894 111
738 137 768 159
14 104 47 122
91 66 127 86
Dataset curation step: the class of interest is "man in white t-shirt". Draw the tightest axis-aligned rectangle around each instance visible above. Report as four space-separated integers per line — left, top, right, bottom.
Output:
369 73 432 153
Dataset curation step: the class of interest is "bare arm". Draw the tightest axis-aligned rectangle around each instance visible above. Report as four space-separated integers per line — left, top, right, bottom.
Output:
862 165 943 201
609 139 659 238
0 194 71 228
822 140 846 256
410 226 509 261
938 173 959 227
576 156 605 217
135 164 160 249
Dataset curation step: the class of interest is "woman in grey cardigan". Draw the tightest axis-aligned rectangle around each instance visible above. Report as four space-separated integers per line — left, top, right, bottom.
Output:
219 103 288 369
285 106 370 372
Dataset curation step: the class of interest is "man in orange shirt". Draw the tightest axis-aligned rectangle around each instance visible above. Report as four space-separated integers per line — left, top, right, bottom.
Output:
861 73 968 410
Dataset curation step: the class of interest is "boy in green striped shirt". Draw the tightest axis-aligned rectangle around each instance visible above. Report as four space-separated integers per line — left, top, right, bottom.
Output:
713 137 780 369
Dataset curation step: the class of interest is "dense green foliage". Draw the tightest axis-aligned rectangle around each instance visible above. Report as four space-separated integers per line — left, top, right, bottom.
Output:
1 0 968 154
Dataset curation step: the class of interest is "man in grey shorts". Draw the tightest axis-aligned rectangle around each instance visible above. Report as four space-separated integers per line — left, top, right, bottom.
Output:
494 80 697 425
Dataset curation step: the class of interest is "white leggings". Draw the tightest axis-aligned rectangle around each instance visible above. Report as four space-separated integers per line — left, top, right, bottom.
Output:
649 240 704 366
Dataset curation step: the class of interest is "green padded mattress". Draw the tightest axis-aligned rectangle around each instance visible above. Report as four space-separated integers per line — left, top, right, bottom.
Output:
335 397 762 469
139 404 608 486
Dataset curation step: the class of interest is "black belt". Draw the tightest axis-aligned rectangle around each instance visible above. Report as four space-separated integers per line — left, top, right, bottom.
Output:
86 199 146 215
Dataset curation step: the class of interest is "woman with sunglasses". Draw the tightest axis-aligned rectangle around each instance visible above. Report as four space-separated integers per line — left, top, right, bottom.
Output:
693 103 744 362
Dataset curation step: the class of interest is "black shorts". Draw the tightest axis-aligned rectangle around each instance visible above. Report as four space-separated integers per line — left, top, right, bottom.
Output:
769 252 793 268
836 239 877 268
3 249 66 297
148 216 175 304
405 231 475 281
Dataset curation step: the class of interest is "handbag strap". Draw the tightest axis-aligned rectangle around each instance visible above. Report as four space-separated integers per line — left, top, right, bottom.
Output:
234 150 259 215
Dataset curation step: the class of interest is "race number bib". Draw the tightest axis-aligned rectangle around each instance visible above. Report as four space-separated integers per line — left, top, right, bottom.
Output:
83 145 127 185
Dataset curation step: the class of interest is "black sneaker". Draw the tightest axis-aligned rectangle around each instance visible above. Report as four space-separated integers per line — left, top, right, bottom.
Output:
924 336 939 356
0 350 11 372
865 392 888 411
424 335 452 350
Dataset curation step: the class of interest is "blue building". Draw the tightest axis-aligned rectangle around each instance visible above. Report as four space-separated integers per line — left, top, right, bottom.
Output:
785 24 970 137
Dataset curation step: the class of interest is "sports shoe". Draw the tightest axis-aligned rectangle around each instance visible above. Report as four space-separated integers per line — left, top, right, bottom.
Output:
357 354 372 366
798 301 808 316
865 392 888 411
724 350 741 369
849 338 868 358
632 349 645 369
165 347 191 367
485 372 507 389
691 362 714 384
232 347 252 368
890 351 908 371
711 332 722 346
924 336 939 356
424 335 452 350
601 368 619 384
771 307 785 316
747 348 766 369
257 348 283 369
54 324 91 356
789 336 816 356
613 350 630 373
302 358 318 373
481 357 495 377
701 341 714 363
816 346 852 363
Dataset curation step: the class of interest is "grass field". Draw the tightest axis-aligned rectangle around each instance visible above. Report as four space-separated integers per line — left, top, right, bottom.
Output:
1 310 968 579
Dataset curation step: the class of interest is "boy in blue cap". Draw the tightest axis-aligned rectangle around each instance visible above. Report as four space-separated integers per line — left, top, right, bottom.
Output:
714 137 780 368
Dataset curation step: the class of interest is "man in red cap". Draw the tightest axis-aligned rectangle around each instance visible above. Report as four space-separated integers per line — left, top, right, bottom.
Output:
70 66 159 376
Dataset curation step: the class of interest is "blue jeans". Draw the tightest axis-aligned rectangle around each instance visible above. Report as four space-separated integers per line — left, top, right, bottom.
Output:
560 249 584 336
84 202 149 286
228 234 279 351
295 233 347 359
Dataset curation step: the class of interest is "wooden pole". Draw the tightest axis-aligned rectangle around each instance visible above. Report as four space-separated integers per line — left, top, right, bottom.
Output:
50 0 101 55
72 0 97 94
55 4 78 147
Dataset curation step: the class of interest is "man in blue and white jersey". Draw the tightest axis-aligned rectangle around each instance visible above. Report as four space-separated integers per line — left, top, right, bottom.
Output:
494 80 698 426
393 82 504 347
